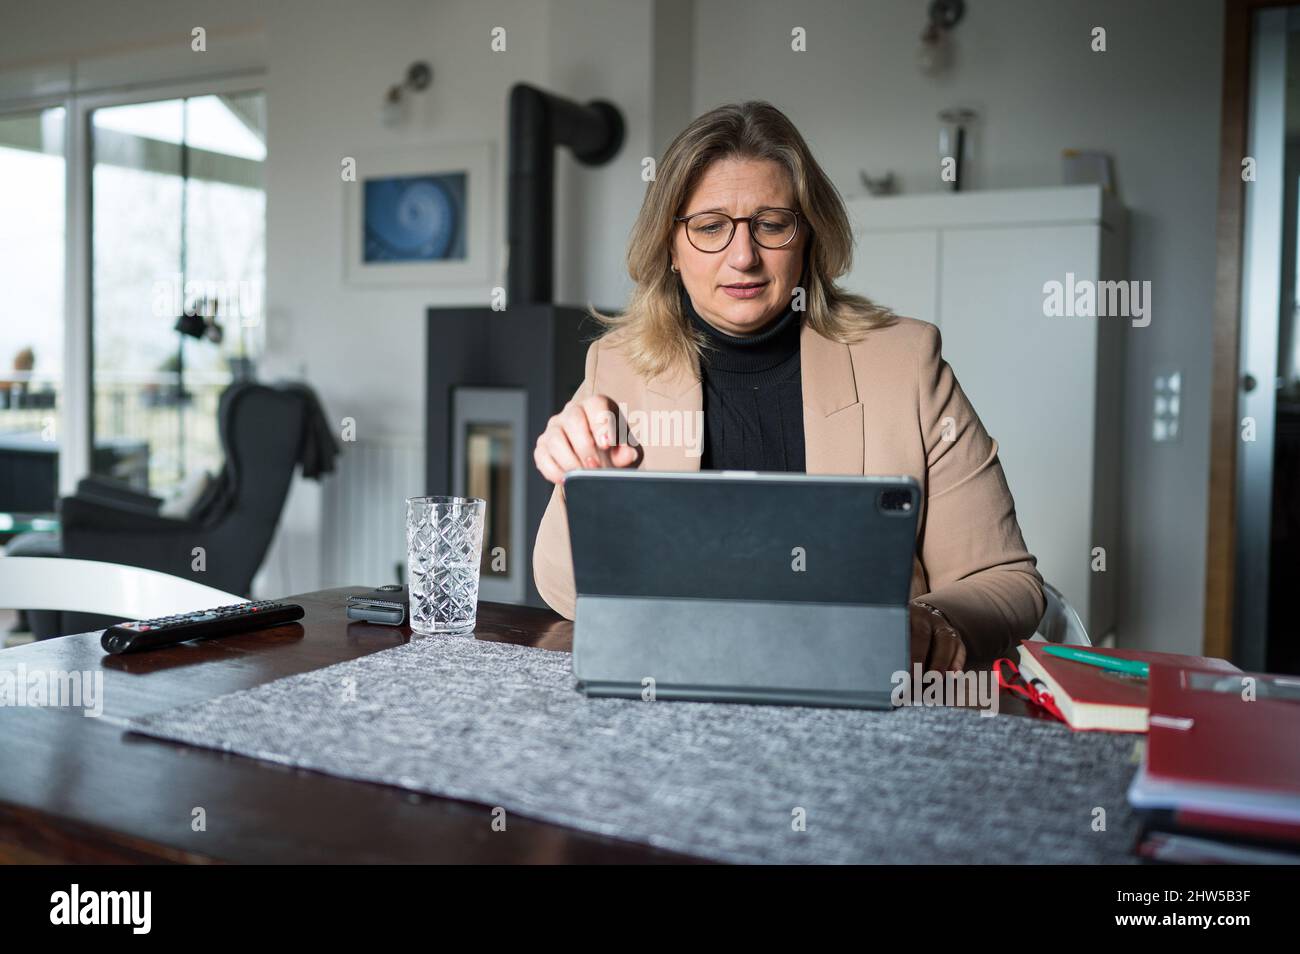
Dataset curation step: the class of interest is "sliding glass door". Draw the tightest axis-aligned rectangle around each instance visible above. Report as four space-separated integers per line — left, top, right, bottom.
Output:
0 107 66 513
89 90 265 494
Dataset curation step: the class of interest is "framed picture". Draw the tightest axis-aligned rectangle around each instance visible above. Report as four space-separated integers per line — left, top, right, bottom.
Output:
344 143 493 285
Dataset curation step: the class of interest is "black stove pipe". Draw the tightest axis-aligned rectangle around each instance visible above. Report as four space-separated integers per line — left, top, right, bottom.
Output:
507 83 625 306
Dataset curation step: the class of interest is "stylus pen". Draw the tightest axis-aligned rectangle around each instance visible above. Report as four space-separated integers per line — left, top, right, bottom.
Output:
1041 645 1149 678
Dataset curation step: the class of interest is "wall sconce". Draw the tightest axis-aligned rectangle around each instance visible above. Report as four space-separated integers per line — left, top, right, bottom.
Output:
917 0 966 76
383 61 433 126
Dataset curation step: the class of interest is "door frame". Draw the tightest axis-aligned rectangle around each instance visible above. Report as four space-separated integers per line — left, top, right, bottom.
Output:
1205 0 1295 659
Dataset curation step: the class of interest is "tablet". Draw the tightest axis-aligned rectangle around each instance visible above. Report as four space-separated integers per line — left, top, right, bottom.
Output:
564 470 919 708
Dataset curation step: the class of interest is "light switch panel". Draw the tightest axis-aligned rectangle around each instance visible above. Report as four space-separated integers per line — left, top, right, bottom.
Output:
1153 371 1181 443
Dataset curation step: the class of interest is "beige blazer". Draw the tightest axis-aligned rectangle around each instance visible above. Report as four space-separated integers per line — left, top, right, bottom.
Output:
532 315 1045 666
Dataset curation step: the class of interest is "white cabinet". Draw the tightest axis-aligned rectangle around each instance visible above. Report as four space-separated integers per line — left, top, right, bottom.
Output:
853 229 939 325
844 186 1126 643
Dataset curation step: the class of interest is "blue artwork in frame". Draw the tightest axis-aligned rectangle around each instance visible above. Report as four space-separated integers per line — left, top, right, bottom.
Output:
363 172 467 263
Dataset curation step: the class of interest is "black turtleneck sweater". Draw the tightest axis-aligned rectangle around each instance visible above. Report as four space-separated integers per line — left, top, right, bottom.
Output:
682 288 806 472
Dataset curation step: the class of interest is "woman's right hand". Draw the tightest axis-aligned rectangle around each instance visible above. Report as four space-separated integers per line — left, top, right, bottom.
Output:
533 394 643 486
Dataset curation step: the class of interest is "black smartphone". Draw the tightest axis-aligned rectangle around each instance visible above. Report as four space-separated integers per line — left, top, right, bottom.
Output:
345 584 408 625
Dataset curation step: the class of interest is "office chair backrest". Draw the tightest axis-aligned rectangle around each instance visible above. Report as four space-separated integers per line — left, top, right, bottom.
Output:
0 557 244 620
1033 582 1092 647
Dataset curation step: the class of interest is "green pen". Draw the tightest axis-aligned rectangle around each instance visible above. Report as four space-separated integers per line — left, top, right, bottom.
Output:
1041 645 1150 678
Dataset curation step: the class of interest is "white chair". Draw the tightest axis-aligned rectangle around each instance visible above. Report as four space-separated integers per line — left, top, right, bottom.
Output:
0 557 245 640
1031 581 1092 646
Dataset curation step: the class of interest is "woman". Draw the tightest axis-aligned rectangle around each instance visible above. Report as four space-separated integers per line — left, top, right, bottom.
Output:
531 101 1044 672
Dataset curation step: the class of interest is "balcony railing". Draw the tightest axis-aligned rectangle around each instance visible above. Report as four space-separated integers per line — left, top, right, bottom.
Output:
0 370 229 494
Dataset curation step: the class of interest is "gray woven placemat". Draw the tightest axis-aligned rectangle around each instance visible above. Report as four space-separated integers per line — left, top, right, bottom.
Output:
129 635 1142 863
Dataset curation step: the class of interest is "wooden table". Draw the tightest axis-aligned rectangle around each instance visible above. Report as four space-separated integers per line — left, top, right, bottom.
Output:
0 587 1044 864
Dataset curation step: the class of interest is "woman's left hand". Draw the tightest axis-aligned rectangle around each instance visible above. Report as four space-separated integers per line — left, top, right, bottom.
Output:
909 601 968 672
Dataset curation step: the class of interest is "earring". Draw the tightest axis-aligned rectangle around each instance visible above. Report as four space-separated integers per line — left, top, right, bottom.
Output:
670 264 679 273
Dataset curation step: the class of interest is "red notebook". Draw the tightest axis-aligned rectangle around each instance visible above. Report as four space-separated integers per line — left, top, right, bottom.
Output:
1147 808 1300 847
1015 641 1239 732
1127 663 1300 831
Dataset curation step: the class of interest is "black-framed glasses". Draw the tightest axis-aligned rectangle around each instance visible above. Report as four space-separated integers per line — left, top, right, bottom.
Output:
672 207 802 253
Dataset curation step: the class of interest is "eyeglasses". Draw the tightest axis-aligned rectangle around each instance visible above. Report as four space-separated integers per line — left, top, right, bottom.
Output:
672 207 802 253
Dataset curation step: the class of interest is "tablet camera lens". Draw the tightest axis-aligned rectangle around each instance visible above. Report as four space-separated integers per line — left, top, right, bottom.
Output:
879 490 914 514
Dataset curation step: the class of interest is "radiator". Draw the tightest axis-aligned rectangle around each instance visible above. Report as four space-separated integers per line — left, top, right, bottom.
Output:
321 435 424 588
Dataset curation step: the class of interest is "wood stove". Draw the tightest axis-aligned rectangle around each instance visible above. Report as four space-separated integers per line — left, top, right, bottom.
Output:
426 84 624 606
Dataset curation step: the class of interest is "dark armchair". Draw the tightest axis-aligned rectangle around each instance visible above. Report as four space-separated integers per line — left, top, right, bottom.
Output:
9 380 337 638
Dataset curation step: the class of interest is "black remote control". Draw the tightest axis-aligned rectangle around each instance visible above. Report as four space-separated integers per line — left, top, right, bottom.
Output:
100 600 305 655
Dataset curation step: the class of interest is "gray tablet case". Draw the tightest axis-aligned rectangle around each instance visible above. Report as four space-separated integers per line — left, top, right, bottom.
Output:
564 471 919 709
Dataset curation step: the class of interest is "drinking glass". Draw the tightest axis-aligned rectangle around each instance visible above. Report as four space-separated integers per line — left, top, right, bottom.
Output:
406 496 486 635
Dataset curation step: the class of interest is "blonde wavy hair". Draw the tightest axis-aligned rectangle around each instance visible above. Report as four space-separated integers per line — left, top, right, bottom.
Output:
591 100 894 380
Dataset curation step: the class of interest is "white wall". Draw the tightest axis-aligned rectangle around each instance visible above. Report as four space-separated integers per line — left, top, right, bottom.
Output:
690 0 1224 655
0 1 265 65
548 0 654 312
